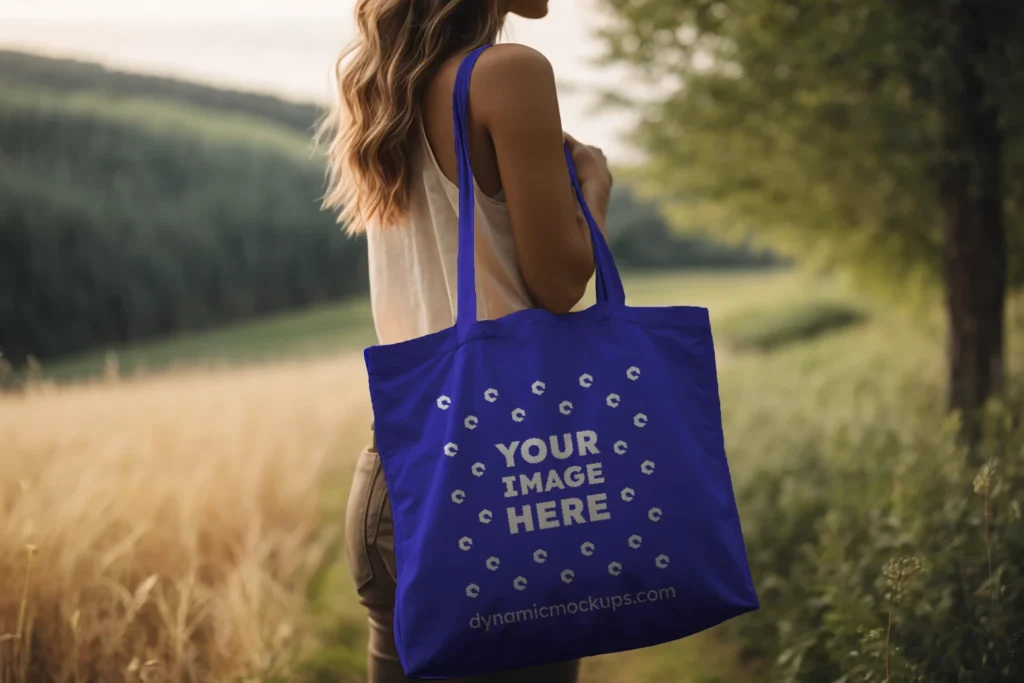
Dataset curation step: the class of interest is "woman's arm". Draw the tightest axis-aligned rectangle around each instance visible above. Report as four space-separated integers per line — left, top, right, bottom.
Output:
473 45 613 314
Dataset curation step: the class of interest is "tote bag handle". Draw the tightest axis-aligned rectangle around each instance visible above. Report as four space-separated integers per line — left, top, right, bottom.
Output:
453 44 626 338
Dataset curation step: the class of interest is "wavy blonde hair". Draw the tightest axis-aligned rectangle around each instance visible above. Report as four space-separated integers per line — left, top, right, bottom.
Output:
318 0 506 234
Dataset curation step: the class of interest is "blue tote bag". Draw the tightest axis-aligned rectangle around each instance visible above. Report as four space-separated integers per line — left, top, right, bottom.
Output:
364 45 758 679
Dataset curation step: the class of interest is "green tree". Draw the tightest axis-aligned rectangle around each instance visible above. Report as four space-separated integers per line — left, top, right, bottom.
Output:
597 0 1024 447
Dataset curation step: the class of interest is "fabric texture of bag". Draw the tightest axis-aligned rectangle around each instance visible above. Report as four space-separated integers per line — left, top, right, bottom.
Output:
364 44 759 680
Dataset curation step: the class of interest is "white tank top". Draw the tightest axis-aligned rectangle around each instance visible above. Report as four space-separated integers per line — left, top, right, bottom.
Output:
366 118 534 345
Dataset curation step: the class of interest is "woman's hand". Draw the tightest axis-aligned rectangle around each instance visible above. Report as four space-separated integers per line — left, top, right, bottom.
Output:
563 132 613 194
563 132 612 232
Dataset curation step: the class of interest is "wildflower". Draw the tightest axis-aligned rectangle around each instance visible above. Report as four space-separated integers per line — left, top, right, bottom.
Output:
973 460 998 495
881 555 923 681
973 460 999 594
861 627 884 642
883 555 923 605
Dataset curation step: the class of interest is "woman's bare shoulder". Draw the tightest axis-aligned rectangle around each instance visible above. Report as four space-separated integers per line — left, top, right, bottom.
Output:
478 43 552 72
472 43 558 124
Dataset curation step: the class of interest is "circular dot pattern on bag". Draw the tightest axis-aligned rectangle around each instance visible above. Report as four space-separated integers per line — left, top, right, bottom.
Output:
439 365 671 599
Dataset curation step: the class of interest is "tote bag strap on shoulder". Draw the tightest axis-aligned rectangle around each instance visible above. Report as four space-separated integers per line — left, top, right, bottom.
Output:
452 44 626 338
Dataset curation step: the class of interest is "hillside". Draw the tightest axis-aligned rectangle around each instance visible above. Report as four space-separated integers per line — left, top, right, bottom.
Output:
0 75 365 365
0 49 324 134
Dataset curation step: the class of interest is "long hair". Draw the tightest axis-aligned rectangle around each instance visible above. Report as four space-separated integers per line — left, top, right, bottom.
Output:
318 0 506 234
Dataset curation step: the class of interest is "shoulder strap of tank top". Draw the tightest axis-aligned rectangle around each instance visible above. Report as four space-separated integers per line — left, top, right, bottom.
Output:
452 44 625 337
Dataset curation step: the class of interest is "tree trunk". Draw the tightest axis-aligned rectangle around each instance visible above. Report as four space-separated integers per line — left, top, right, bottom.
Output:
941 95 1007 456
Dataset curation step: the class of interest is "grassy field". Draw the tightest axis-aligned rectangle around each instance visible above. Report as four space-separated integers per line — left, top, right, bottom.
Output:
38 268 852 382
38 298 377 383
4 269 1000 683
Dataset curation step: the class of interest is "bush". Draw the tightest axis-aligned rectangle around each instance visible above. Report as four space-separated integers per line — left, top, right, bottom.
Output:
736 383 1024 682
718 299 868 351
605 186 780 270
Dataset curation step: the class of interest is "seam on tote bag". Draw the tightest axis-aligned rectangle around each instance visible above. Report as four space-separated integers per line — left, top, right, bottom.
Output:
366 308 713 377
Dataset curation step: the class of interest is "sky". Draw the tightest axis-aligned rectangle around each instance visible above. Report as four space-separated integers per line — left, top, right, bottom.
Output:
0 0 642 161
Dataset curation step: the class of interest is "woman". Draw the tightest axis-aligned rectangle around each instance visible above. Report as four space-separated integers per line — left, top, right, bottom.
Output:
319 1 614 680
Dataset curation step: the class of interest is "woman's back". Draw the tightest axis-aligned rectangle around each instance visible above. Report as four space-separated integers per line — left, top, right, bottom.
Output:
367 104 533 344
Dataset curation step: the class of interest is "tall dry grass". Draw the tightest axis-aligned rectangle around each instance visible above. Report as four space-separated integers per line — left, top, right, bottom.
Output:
0 355 372 683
